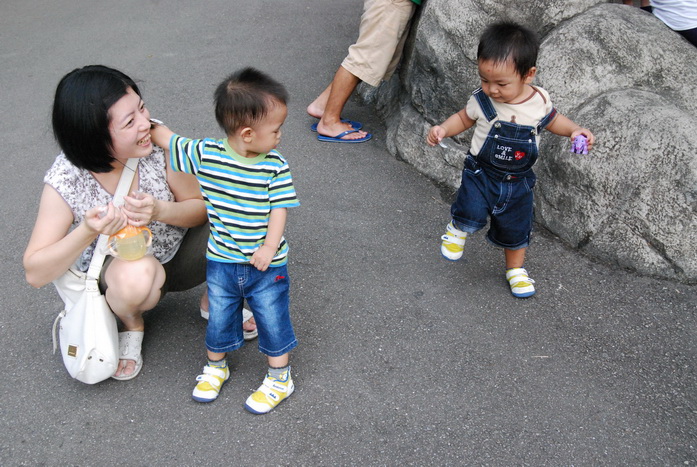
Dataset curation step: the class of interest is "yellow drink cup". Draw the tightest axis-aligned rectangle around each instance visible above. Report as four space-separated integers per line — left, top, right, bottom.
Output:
108 225 152 261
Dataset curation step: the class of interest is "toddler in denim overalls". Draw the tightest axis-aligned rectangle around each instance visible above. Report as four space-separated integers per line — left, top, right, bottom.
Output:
427 21 595 298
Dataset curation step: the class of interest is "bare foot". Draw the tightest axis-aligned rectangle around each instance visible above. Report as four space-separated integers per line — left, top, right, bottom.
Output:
114 359 137 378
307 102 324 119
307 84 332 119
201 290 256 329
243 316 257 332
316 120 368 140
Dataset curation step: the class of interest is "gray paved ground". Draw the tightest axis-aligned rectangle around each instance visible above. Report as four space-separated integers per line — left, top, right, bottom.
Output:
1 1 695 465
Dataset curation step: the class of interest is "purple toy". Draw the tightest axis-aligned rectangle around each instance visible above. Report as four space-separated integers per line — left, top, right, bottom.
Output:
570 135 588 155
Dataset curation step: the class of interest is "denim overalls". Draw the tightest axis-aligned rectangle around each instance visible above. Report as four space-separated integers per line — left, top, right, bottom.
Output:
451 88 557 249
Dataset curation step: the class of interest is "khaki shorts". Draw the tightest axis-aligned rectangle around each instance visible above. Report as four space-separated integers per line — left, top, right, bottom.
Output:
342 0 416 87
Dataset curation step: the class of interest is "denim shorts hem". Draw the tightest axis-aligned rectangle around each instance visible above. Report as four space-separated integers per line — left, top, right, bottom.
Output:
486 233 529 250
451 219 482 234
205 339 245 354
259 339 298 357
206 262 296 355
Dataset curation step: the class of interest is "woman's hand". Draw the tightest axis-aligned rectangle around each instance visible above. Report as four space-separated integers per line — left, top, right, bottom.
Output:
122 191 159 226
84 202 128 235
24 187 131 288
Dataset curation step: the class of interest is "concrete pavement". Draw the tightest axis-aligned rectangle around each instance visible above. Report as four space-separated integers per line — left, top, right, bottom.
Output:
1 1 695 465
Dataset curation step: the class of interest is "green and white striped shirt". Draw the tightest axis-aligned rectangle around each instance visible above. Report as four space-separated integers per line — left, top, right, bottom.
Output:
170 134 299 266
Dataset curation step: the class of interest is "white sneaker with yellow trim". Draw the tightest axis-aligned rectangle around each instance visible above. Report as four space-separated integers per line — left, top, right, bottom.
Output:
441 221 468 261
192 364 230 403
244 368 294 414
506 268 536 298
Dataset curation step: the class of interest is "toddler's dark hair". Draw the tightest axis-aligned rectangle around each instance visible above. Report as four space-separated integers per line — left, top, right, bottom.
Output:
214 67 288 135
477 21 540 78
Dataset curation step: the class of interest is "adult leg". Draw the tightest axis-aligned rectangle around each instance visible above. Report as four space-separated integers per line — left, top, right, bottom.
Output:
314 66 368 140
307 83 332 119
103 255 165 377
104 256 164 330
309 0 413 141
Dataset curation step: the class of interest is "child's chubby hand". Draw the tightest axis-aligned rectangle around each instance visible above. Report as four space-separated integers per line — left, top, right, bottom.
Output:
571 128 595 152
250 244 276 272
427 125 447 147
149 119 174 149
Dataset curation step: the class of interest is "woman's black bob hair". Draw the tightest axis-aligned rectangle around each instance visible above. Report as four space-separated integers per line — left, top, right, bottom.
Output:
52 65 141 173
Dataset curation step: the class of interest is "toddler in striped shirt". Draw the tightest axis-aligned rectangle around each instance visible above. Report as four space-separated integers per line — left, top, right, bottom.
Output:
151 67 300 414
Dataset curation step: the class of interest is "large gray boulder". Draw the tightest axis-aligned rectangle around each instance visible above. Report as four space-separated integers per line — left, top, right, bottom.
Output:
366 2 697 283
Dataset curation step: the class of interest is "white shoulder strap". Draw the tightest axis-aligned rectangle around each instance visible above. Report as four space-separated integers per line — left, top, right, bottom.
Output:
86 158 139 280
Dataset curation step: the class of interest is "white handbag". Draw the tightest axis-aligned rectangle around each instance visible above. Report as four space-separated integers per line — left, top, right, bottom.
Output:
52 158 138 384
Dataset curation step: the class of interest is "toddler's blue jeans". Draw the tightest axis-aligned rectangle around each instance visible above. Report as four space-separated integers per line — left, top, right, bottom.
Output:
206 261 297 357
451 156 535 250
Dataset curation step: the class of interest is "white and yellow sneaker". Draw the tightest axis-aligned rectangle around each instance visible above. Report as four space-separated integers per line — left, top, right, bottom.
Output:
244 368 294 414
506 268 536 298
441 221 468 261
192 364 230 403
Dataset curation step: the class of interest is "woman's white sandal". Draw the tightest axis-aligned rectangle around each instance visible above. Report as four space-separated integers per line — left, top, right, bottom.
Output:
111 331 144 381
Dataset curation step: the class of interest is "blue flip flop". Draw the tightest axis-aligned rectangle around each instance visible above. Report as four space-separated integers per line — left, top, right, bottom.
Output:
317 129 372 143
310 119 363 132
